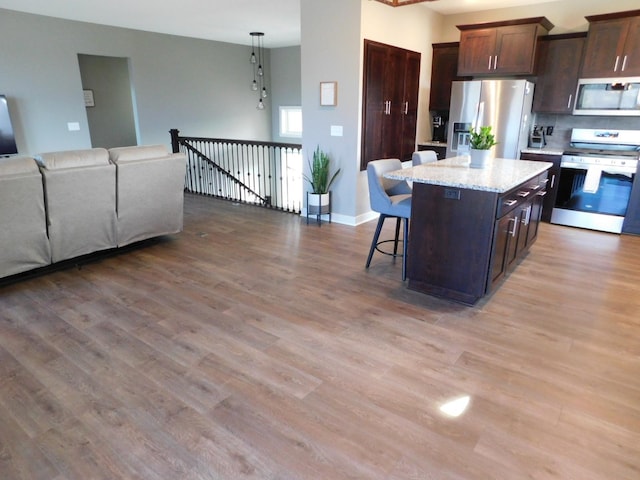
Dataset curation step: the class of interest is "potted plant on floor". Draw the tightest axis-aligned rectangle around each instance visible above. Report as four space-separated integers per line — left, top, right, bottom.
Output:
304 145 340 224
469 125 498 168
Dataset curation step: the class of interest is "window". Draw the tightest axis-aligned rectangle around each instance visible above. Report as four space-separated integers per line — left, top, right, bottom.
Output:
279 106 302 138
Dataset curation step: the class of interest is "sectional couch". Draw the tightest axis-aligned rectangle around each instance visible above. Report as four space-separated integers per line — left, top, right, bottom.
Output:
0 144 186 281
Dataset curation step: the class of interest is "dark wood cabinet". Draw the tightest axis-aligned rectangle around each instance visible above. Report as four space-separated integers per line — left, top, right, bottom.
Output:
520 152 561 223
581 10 640 78
489 174 547 292
457 17 553 76
532 33 586 114
361 40 421 170
407 170 548 305
622 162 640 235
417 144 446 159
429 42 467 111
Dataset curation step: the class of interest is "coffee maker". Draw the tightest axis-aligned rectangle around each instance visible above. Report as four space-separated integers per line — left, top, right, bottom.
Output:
432 114 448 143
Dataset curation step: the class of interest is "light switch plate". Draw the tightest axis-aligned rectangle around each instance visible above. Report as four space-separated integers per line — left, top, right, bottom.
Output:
67 122 80 131
330 125 343 137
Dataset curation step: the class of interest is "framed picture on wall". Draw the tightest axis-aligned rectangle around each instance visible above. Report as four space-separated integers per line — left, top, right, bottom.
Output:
320 82 337 106
83 89 95 107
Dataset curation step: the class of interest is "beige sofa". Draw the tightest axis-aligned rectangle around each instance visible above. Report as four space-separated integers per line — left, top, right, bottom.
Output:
0 156 52 277
0 145 186 281
37 148 118 263
109 145 186 246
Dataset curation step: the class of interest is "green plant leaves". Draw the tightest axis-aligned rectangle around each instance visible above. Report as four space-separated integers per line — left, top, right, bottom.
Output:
303 145 341 194
469 125 498 150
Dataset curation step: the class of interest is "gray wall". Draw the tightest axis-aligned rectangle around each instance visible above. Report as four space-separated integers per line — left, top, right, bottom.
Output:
0 8 272 156
301 0 362 222
271 46 302 144
78 54 137 148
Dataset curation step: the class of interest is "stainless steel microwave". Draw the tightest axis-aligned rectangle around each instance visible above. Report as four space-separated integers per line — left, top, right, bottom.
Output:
573 77 640 116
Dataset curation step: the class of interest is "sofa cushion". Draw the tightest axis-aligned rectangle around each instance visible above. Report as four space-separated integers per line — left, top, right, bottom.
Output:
0 156 40 176
36 148 109 170
109 145 169 164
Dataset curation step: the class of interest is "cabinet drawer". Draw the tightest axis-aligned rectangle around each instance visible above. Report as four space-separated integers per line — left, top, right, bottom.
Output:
497 186 531 218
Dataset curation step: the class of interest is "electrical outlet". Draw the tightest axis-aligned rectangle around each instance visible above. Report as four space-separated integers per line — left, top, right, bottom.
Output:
546 126 554 136
444 188 460 200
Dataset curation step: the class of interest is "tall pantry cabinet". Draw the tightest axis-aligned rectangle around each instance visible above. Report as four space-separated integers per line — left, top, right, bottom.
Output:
361 40 421 170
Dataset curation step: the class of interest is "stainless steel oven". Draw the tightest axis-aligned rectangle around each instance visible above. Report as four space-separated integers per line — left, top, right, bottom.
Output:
551 129 640 234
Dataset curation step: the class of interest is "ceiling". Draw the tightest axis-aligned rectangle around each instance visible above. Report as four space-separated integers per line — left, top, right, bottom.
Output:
0 0 559 48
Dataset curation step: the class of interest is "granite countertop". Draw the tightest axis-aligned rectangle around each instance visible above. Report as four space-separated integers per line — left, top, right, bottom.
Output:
418 141 448 148
385 156 553 193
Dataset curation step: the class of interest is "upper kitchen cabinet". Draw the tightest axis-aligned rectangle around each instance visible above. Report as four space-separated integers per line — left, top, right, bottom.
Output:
532 33 586 114
457 17 553 76
429 42 469 111
581 10 640 78
361 40 421 169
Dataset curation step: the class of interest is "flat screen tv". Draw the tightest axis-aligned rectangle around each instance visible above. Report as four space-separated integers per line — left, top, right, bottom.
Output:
0 95 18 156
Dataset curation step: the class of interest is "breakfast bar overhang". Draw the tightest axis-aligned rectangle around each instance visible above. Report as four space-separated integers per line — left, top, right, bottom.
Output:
386 157 553 305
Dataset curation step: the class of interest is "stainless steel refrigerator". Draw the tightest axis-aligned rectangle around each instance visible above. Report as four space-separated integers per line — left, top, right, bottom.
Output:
446 79 534 159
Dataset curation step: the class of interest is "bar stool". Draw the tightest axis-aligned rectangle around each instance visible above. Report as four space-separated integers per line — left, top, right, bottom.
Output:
412 150 438 166
365 159 412 280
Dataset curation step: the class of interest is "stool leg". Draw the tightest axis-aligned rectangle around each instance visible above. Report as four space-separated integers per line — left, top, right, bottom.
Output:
366 215 386 268
393 217 401 257
402 217 409 281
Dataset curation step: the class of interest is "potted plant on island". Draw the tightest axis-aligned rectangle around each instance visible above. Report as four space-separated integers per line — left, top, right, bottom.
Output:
468 125 498 168
304 145 341 224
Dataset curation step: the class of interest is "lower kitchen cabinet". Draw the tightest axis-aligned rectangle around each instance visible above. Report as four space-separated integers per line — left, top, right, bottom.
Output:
408 171 548 304
520 152 560 222
622 161 640 235
417 144 447 159
489 174 547 291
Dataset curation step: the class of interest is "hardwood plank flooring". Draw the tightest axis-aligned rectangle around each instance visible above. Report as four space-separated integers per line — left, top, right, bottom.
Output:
1 192 640 479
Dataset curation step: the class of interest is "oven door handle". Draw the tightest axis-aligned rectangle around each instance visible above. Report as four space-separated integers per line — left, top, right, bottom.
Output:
560 162 637 175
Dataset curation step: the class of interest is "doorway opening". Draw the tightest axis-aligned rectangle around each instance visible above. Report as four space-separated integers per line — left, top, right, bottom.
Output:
77 54 138 148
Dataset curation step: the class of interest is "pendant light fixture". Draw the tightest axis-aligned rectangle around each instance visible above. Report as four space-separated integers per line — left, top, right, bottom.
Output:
250 32 268 110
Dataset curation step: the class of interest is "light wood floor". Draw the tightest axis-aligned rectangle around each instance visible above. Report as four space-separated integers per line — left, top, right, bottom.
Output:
1 193 640 479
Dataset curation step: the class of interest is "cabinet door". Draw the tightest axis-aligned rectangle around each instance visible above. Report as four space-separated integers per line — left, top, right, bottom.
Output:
399 51 421 162
621 17 640 76
494 24 539 75
490 213 517 288
532 35 585 114
520 153 560 222
581 18 630 78
429 43 461 111
458 28 496 75
383 47 407 160
527 191 545 244
361 42 388 168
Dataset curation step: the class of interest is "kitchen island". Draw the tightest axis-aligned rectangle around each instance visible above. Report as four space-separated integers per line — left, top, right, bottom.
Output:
386 156 552 305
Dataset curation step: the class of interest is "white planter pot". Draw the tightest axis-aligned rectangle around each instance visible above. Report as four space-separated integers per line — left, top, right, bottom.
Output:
307 192 331 214
469 148 493 168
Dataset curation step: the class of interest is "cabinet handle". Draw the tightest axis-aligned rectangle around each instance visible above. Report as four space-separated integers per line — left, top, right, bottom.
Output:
509 218 518 238
531 184 541 190
488 56 492 70
614 55 620 72
622 55 628 72
567 94 573 110
536 190 547 197
504 199 518 207
404 101 408 115
550 174 556 189
493 55 498 70
520 206 531 226
517 190 530 197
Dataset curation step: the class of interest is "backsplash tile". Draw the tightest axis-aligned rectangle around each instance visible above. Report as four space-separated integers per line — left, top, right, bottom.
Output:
533 114 640 149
